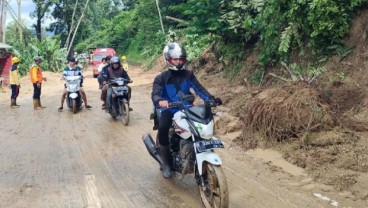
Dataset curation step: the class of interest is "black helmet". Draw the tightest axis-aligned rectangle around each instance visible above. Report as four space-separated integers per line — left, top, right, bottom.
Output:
110 56 120 64
163 42 187 71
68 56 76 62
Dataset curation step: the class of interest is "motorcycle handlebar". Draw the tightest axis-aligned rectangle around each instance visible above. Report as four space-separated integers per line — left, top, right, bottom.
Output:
162 101 219 109
170 98 222 108
106 79 132 85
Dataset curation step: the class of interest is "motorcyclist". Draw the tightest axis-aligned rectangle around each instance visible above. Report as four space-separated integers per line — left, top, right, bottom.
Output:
151 42 220 178
100 56 133 112
75 58 84 71
58 56 92 112
97 55 112 90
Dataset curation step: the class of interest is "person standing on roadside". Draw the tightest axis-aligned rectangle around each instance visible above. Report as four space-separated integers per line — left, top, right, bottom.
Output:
30 56 47 110
121 55 129 72
10 56 21 108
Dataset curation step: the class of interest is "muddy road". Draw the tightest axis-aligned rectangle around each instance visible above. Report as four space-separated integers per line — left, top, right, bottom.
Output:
0 66 362 207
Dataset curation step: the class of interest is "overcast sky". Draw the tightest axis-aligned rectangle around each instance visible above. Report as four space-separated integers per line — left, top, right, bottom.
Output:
6 0 54 27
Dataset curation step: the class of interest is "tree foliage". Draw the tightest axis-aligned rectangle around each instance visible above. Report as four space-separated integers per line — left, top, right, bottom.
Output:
30 0 54 41
6 20 66 75
5 0 368 81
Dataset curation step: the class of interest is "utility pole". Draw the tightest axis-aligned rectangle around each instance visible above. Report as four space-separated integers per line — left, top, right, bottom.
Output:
0 0 10 43
155 0 165 34
0 0 4 43
17 0 22 42
65 0 79 49
67 0 90 55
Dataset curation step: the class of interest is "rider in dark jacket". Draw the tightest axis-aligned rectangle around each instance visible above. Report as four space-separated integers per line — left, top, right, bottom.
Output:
151 42 217 178
101 56 132 111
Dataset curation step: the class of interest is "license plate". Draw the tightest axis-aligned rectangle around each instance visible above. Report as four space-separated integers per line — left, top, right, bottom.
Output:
195 140 224 152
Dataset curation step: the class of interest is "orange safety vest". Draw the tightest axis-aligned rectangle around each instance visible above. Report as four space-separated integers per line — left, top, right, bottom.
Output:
30 64 43 84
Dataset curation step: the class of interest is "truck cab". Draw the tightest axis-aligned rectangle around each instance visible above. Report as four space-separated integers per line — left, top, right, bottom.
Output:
92 48 116 78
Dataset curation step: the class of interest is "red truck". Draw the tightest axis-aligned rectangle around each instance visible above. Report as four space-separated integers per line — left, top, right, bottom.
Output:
92 48 116 78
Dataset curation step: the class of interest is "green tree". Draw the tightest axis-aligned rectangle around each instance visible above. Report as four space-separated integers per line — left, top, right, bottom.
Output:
31 0 54 41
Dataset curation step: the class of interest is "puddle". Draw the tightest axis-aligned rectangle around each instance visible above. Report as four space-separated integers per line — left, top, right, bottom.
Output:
246 148 307 177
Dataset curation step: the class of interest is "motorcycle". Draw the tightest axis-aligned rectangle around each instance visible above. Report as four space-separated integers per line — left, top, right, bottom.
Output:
106 77 131 125
143 97 229 208
65 75 83 114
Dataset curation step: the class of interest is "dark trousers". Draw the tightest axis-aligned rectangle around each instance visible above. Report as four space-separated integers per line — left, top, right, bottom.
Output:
97 75 103 87
33 83 41 99
10 85 19 99
157 110 174 146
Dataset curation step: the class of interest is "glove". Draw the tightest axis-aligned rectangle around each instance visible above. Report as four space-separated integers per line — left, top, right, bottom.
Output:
214 97 223 106
208 97 222 107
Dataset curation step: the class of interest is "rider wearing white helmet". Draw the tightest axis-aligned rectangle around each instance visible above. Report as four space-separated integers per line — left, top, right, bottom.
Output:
151 42 220 178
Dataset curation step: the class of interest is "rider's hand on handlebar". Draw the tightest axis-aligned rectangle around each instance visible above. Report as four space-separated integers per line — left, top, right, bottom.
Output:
158 100 169 108
103 81 107 85
208 97 223 107
214 97 223 105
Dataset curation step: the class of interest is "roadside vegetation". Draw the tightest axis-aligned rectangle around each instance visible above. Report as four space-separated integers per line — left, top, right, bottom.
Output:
6 0 368 77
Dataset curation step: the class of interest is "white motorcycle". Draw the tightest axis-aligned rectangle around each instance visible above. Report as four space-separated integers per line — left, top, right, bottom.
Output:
65 75 83 114
143 98 229 208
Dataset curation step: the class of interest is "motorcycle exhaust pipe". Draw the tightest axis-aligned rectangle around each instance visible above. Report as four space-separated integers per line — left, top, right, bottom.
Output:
142 133 163 166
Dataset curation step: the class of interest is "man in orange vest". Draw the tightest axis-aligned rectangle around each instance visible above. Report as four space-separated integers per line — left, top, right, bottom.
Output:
30 56 47 110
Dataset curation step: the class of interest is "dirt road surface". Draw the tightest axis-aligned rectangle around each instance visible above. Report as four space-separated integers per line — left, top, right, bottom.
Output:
0 66 363 207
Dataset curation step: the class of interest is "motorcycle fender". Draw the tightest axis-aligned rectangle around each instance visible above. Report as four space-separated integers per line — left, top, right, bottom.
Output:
196 151 222 175
69 93 78 99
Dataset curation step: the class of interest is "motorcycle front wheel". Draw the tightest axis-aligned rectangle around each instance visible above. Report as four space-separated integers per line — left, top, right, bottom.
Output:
72 99 77 114
119 102 129 126
199 163 229 208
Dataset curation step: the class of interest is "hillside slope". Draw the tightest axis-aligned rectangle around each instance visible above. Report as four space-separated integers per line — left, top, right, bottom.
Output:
191 8 368 202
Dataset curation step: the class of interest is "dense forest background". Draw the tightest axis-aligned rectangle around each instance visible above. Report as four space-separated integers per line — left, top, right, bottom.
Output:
5 0 368 83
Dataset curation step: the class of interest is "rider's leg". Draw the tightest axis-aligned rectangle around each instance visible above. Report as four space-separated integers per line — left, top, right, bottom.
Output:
80 87 91 109
127 86 133 111
105 87 113 111
157 110 174 178
59 89 67 110
97 75 103 89
101 85 107 109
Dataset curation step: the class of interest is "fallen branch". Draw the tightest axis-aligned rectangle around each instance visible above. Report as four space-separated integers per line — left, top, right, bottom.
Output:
165 16 189 25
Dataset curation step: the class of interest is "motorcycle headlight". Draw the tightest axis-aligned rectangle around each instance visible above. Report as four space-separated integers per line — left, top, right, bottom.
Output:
193 120 214 140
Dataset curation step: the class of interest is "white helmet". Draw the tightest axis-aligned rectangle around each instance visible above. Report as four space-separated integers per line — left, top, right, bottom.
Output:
163 42 187 71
